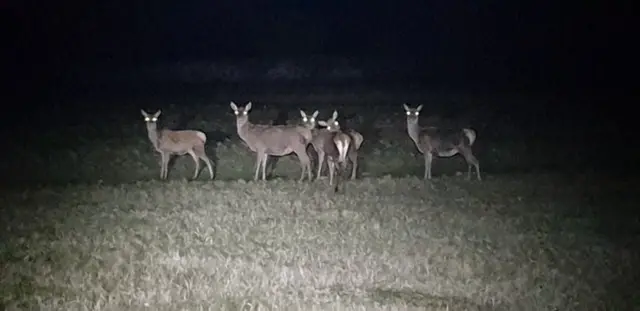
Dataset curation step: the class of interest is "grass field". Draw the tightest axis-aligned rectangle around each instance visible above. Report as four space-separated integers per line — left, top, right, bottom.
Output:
1 87 638 310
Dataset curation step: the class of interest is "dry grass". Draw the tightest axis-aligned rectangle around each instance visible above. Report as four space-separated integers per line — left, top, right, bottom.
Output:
0 89 637 310
1 174 635 310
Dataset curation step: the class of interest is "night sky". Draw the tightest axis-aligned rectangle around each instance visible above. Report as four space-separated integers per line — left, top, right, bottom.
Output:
5 0 636 94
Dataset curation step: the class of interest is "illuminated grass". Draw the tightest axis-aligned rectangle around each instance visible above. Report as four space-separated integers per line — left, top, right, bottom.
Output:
0 91 636 310
1 174 635 310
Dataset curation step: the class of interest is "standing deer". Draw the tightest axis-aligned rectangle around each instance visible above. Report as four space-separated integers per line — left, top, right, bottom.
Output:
261 110 314 179
301 110 363 180
310 112 352 192
403 103 481 181
141 109 214 180
230 102 312 181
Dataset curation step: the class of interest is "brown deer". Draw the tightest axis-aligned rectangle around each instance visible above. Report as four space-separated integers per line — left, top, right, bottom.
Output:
230 102 312 181
403 104 481 180
141 109 214 180
311 112 353 192
301 110 363 181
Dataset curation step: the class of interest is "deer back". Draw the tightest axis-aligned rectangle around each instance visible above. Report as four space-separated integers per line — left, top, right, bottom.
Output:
158 130 206 154
242 123 307 155
419 127 471 153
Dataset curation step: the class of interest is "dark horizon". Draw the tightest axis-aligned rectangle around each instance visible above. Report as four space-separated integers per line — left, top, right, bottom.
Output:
5 0 636 95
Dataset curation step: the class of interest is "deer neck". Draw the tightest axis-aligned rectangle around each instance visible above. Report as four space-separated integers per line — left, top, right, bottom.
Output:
303 123 316 132
406 119 421 146
235 116 250 138
146 123 161 151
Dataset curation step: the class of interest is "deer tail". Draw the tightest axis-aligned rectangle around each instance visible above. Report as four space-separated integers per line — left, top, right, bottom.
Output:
462 128 476 146
196 132 207 144
334 137 348 163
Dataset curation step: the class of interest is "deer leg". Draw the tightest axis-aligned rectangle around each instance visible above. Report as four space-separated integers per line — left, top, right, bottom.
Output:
254 153 262 181
341 159 349 178
295 149 312 182
261 154 269 181
334 163 342 193
294 151 304 181
164 154 171 179
201 155 215 180
424 152 433 180
328 159 335 185
194 145 215 180
338 159 349 193
266 156 279 179
348 151 358 180
460 147 481 181
187 150 200 180
308 145 318 176
162 153 172 179
322 158 329 176
159 152 166 179
306 151 312 181
307 159 312 181
167 157 172 179
306 152 312 181
316 150 325 180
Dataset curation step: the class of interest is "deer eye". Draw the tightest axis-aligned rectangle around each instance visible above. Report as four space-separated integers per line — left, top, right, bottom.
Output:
310 118 315 122
414 112 419 116
302 117 308 122
144 117 150 121
406 111 411 116
334 121 338 126
242 111 248 115
152 118 157 122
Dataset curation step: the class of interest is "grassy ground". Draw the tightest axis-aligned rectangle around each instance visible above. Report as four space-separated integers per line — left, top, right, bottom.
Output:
1 87 638 310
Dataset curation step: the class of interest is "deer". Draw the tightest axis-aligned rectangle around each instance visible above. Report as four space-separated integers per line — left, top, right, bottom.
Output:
309 112 353 193
230 101 312 182
300 110 363 181
259 109 314 179
140 109 214 180
403 103 481 181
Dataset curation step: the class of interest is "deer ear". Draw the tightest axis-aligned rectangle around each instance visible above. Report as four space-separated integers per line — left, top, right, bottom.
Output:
246 102 252 111
312 110 319 118
317 121 327 127
154 110 161 118
141 109 149 117
332 110 338 119
299 110 306 118
230 102 238 111
416 104 423 111
402 103 410 111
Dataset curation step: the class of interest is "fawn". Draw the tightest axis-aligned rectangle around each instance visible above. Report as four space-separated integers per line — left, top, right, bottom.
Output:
300 110 363 181
230 102 312 181
403 104 481 180
141 109 214 180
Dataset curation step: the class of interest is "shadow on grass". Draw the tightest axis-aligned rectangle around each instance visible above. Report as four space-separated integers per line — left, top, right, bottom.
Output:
368 288 509 310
